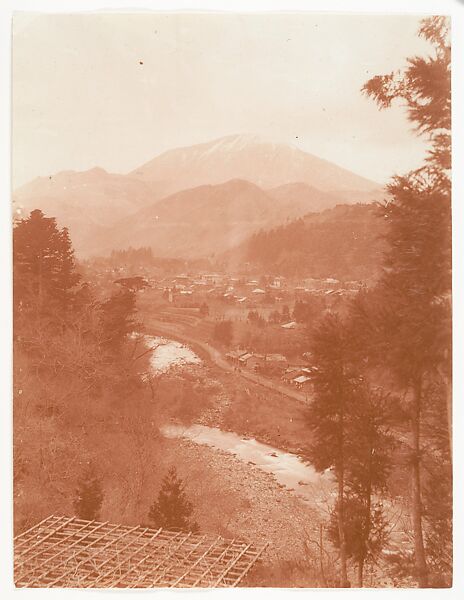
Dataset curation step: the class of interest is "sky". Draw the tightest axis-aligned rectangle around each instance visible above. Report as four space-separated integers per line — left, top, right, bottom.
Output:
12 12 434 188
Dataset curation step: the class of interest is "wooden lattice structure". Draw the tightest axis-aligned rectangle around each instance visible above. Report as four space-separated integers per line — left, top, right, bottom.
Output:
14 515 268 588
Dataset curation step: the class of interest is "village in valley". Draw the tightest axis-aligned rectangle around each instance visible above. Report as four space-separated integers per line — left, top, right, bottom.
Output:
11 12 452 591
82 256 367 395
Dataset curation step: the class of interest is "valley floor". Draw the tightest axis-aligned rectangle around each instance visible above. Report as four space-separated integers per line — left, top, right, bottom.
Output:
140 308 414 587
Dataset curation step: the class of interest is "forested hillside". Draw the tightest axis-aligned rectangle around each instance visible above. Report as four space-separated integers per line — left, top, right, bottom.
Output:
245 203 386 280
13 210 161 533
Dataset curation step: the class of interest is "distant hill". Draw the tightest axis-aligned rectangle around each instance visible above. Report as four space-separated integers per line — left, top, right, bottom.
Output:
13 167 155 250
266 182 344 215
226 203 387 281
13 134 385 257
131 134 383 201
86 178 332 258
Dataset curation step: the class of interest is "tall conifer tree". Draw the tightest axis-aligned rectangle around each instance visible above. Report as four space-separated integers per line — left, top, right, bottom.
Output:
13 209 80 316
362 16 451 587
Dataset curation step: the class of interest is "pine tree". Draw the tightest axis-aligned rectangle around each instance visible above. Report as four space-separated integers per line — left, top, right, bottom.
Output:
307 313 393 586
362 16 451 587
13 209 80 316
114 276 149 292
306 312 356 587
73 465 104 521
99 288 138 353
328 494 388 586
213 320 233 346
148 467 199 532
363 16 450 175
342 386 393 586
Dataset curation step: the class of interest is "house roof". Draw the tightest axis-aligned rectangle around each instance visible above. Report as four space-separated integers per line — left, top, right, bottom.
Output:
281 321 297 329
293 375 311 384
266 354 287 362
14 515 268 588
226 350 247 360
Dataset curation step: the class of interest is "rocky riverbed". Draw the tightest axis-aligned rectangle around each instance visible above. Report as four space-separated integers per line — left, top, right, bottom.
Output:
172 437 326 564
150 339 413 587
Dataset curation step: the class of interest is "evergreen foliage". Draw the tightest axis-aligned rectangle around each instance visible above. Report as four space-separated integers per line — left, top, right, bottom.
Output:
362 16 450 173
100 289 138 352
307 312 394 586
114 276 150 292
293 297 326 325
246 204 385 280
148 467 199 533
73 465 104 521
213 320 233 346
13 209 154 535
13 209 81 316
361 15 451 588
110 246 154 266
247 311 266 328
328 496 388 573
306 312 357 586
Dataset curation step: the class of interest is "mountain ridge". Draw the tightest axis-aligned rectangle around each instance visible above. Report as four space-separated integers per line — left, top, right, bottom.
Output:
130 133 382 198
13 134 385 257
85 178 307 258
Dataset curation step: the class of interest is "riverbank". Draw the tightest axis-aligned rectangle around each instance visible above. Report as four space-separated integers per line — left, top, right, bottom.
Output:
143 316 308 403
143 332 411 587
168 435 413 588
140 333 312 457
170 437 326 583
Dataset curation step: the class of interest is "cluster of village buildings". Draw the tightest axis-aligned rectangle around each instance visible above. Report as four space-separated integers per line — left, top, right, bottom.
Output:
82 264 357 393
84 260 365 311
156 272 363 308
224 349 317 391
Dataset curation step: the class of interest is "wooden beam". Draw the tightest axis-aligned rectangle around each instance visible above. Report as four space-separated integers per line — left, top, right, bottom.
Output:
15 516 75 558
213 542 252 587
170 537 222 587
39 522 120 587
14 517 268 589
90 528 164 588
14 515 58 550
190 540 236 587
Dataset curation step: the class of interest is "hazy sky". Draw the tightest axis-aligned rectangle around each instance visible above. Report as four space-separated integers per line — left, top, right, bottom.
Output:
12 12 434 188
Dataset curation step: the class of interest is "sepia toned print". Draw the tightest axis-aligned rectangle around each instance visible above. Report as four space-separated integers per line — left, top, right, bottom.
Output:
12 13 451 588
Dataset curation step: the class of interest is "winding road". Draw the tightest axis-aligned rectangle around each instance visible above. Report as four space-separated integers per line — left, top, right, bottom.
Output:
145 318 309 404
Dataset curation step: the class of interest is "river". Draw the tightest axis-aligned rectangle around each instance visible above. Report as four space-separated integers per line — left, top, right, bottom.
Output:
144 335 202 374
162 423 333 507
154 336 409 557
148 334 333 506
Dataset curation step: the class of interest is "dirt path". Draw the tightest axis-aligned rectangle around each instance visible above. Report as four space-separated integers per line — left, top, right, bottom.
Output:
146 318 309 404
